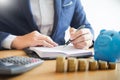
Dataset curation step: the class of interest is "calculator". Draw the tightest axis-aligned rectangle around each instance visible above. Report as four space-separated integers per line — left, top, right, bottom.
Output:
0 56 44 75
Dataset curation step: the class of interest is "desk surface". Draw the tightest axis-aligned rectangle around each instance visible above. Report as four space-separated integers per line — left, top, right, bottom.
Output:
0 50 120 80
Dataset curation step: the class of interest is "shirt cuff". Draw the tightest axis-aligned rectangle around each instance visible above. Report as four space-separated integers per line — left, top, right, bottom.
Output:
1 35 17 49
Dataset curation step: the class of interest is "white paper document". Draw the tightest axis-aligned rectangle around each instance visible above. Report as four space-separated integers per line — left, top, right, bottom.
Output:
29 45 93 59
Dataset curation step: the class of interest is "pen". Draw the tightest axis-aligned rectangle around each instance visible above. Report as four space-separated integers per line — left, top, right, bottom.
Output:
64 25 85 47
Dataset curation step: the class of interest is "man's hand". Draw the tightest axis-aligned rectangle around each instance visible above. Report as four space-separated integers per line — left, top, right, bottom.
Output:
11 31 58 49
70 27 93 49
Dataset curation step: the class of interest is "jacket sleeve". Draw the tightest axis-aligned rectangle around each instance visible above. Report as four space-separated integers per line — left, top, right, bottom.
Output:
0 32 10 50
70 0 94 35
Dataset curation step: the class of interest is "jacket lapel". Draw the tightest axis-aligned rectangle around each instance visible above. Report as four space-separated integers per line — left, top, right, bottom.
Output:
51 0 62 38
21 0 40 31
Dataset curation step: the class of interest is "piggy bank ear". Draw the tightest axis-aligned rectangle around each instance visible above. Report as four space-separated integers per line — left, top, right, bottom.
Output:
100 29 106 34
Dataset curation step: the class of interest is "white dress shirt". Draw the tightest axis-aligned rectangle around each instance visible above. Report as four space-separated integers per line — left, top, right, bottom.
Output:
1 0 54 49
30 0 54 36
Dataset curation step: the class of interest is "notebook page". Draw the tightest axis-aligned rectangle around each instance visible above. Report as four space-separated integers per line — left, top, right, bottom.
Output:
29 45 92 58
54 45 91 55
29 46 66 57
30 45 91 55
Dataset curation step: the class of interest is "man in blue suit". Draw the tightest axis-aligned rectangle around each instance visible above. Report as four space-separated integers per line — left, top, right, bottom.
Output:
0 0 94 50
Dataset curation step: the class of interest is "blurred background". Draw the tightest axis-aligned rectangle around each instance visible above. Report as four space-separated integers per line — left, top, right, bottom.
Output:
81 0 120 40
0 0 119 41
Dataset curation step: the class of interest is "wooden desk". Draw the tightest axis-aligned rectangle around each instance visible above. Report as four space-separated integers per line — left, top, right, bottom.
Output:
0 50 120 80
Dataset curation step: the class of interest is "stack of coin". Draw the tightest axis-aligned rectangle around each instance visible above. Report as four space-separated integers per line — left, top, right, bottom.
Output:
98 60 108 70
56 56 66 72
89 60 98 71
56 56 117 73
108 62 116 69
67 58 78 72
78 59 88 71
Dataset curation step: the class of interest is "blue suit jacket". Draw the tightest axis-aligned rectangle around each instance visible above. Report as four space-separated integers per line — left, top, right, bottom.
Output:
0 0 94 49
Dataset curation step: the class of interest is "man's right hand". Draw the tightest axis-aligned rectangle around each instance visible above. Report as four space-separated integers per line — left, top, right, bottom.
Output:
11 31 58 49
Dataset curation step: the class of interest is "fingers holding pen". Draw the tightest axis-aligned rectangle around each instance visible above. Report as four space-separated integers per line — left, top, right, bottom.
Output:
69 28 93 49
72 30 93 44
73 40 93 49
70 28 91 40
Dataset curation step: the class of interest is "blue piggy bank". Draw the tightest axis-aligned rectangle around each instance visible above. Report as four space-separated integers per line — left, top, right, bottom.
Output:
94 29 120 62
